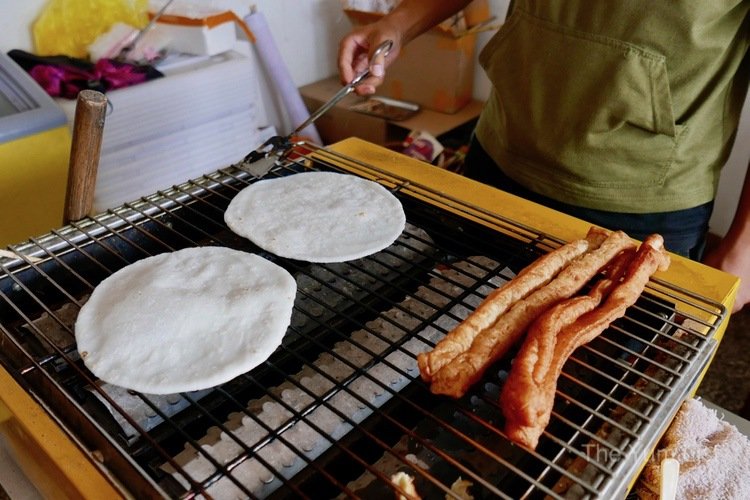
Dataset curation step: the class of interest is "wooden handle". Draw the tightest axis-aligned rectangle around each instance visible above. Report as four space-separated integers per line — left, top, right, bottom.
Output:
64 90 107 224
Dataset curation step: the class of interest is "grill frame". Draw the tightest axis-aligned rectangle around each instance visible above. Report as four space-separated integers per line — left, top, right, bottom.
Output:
0 141 728 499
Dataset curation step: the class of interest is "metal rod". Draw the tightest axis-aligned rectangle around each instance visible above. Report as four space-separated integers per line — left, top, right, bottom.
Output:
291 40 393 136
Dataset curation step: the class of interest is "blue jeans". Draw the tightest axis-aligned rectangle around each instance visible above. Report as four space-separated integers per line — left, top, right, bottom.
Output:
464 137 713 260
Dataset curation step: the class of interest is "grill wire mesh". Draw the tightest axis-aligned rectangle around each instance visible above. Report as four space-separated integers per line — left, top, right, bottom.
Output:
0 144 725 499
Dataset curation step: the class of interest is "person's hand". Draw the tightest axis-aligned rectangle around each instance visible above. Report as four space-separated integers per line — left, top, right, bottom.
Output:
703 236 750 313
338 20 403 96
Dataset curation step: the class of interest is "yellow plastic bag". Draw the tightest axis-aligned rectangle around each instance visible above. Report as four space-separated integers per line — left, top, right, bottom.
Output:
33 0 148 59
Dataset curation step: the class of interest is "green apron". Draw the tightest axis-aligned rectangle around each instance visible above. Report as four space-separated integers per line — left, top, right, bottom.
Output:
475 0 750 213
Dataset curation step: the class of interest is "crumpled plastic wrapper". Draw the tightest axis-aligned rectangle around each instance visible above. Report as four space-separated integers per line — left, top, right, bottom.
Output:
33 0 149 58
340 0 400 14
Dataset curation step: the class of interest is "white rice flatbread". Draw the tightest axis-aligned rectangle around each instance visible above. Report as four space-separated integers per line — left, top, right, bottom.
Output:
224 171 406 263
75 247 296 394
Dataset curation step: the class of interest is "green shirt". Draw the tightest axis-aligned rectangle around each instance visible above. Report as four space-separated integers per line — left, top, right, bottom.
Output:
475 0 750 213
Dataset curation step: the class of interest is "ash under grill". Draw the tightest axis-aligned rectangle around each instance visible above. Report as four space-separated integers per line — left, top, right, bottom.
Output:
0 144 725 499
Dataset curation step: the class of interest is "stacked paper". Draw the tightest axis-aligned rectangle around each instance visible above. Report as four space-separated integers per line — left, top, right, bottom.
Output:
58 50 266 212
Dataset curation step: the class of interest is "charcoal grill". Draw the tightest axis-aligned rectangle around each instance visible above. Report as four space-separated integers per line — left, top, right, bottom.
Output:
0 138 738 499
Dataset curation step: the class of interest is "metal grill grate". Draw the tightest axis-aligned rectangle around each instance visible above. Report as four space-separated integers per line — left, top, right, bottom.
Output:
0 144 725 499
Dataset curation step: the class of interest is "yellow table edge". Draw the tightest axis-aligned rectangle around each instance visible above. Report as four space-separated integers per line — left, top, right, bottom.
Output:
328 137 740 315
0 136 738 496
0 370 125 498
329 137 741 493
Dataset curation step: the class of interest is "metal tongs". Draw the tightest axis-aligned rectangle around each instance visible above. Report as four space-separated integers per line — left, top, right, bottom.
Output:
115 0 176 62
241 39 394 177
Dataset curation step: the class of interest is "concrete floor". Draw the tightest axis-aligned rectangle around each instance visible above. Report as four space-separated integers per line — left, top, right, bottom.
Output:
0 434 41 500
696 306 750 418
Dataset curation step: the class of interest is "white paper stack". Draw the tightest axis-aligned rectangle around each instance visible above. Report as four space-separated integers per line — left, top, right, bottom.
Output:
57 50 266 212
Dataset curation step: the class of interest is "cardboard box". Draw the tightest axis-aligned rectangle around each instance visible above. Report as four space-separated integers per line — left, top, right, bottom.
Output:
344 0 490 114
151 10 240 56
300 77 483 146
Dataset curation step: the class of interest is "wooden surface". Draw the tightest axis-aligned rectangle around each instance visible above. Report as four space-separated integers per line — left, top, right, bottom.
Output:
64 90 107 223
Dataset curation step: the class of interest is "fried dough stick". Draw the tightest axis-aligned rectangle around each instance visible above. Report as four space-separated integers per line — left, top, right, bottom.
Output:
429 230 636 398
501 235 670 449
417 227 609 382
499 248 636 447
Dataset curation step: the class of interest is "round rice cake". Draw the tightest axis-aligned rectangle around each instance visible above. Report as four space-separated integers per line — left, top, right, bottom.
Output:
75 247 296 394
224 171 406 262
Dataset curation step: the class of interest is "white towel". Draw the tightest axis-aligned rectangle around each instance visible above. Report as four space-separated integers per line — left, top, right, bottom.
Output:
636 398 750 499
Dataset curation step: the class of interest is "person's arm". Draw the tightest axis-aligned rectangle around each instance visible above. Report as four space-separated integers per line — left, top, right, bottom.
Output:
338 0 474 95
703 158 750 313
